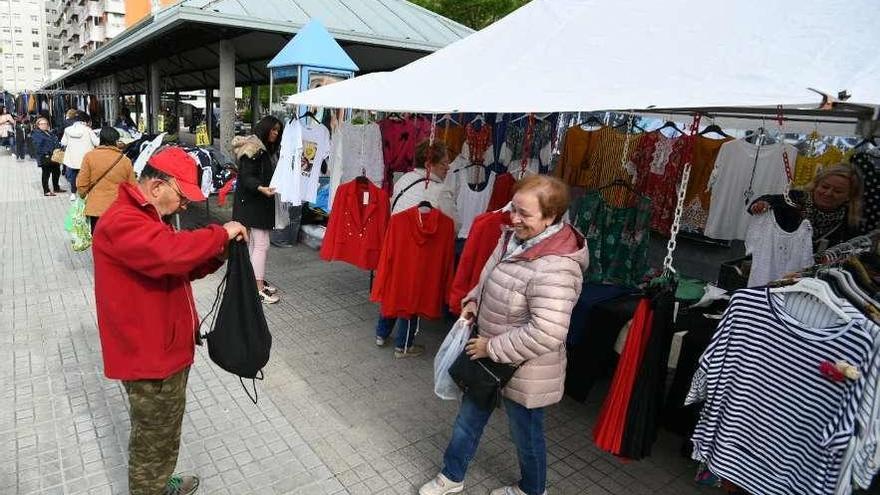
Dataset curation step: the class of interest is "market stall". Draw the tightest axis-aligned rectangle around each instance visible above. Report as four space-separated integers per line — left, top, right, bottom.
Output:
274 0 880 493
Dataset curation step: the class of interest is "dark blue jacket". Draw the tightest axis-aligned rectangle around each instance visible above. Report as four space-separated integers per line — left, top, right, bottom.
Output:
31 129 59 157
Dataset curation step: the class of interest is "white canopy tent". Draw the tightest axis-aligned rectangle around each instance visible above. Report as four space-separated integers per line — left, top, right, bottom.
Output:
287 0 880 128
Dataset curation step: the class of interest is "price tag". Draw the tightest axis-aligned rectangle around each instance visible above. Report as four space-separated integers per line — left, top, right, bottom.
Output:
362 191 369 205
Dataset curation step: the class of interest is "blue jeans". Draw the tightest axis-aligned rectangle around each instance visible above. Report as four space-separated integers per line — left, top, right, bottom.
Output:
442 396 546 495
375 316 418 349
65 167 79 194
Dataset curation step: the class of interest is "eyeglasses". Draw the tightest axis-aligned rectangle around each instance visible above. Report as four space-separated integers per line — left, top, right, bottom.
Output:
160 179 190 207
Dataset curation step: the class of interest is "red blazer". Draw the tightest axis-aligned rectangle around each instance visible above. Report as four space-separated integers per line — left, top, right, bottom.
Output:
320 179 389 270
370 207 455 319
487 172 516 212
93 183 228 380
447 211 511 313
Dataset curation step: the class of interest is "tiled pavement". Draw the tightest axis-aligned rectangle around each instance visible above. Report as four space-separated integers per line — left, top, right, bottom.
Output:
0 150 714 494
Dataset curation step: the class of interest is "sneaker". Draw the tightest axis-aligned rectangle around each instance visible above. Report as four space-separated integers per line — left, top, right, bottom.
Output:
258 290 280 304
394 344 425 358
262 281 278 295
375 336 387 347
489 486 543 495
419 473 463 495
164 474 199 495
54 188 66 193
69 193 76 202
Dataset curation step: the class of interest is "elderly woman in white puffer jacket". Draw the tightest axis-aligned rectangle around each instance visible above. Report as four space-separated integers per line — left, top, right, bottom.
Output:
421 175 588 495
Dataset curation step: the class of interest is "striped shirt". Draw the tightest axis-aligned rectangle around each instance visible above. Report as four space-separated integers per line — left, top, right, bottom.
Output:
687 288 875 495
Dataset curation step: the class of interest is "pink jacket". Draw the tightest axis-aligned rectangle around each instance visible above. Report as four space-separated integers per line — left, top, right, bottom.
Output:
465 224 588 409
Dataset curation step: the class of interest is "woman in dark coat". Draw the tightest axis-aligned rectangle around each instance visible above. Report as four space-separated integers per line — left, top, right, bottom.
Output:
30 116 64 196
231 116 283 304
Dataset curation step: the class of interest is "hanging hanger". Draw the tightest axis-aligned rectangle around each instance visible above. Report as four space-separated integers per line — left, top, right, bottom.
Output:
298 110 321 126
437 113 459 126
853 135 878 150
575 114 604 129
657 120 685 135
769 278 852 322
613 119 644 133
698 124 731 138
469 113 486 125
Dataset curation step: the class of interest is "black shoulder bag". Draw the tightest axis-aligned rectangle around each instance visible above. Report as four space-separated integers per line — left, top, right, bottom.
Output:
448 233 520 410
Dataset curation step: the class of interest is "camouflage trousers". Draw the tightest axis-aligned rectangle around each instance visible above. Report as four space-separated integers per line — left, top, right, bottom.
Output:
122 367 190 495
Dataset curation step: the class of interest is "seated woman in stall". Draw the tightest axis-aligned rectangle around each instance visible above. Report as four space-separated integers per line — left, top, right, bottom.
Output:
749 163 865 252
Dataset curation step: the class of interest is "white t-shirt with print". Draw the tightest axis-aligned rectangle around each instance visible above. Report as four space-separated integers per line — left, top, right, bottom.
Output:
299 121 332 203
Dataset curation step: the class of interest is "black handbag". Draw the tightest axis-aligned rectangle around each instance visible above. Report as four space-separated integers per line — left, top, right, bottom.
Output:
448 327 519 410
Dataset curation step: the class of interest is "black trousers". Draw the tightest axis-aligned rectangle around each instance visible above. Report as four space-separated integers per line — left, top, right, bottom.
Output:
40 158 61 193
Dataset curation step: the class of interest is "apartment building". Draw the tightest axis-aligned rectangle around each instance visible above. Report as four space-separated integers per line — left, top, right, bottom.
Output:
0 0 48 92
52 0 126 68
45 0 61 70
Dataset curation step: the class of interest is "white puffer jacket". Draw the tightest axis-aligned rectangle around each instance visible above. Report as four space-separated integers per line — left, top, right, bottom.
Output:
465 224 588 409
61 122 99 169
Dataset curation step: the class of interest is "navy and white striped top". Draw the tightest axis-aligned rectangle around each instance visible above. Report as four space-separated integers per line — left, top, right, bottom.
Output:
687 288 875 495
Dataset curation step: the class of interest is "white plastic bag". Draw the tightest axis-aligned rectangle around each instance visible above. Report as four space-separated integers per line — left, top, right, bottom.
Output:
434 318 472 400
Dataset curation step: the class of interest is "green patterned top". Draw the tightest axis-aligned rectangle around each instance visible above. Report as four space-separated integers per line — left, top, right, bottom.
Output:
573 191 652 287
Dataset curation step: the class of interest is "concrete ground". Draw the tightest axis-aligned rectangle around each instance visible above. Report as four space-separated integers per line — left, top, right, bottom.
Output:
0 149 712 494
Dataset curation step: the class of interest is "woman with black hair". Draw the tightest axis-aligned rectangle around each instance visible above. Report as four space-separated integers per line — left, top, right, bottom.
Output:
231 115 284 304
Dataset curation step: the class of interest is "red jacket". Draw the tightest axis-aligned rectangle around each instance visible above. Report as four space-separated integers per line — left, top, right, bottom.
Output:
92 183 228 380
447 210 511 313
370 207 455 319
320 179 389 270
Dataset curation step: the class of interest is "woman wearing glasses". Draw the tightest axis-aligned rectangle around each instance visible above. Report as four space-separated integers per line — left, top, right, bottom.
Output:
232 116 284 304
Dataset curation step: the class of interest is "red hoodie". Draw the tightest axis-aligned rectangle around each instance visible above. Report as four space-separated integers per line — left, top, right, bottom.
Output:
448 210 511 313
92 183 228 380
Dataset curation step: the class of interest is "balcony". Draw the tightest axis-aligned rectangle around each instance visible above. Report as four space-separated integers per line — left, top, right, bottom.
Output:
86 0 103 18
104 23 124 39
102 0 124 15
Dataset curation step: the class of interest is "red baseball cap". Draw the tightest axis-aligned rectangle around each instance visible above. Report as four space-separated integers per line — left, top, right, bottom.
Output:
147 147 205 202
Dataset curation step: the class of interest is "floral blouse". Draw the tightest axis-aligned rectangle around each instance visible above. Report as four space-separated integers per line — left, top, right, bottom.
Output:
574 191 652 287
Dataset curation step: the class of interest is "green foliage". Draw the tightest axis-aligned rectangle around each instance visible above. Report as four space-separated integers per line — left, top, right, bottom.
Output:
411 0 530 30
242 83 298 108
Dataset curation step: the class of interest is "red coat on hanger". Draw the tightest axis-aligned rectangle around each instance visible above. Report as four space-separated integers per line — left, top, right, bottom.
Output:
320 179 390 270
447 210 511 313
370 207 455 319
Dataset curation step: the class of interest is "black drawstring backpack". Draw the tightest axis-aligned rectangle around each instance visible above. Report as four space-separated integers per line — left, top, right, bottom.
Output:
202 240 272 403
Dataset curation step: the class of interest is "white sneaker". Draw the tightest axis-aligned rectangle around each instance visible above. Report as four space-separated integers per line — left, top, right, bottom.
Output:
69 193 76 202
490 486 544 495
419 473 463 495
375 336 387 347
258 290 279 304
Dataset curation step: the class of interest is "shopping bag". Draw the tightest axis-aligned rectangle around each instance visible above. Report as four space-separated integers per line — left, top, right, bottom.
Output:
64 197 91 252
433 318 472 400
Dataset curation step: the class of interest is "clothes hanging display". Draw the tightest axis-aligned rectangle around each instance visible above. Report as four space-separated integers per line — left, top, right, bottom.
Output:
681 135 733 233
436 122 466 160
379 116 432 192
320 179 390 271
456 172 496 238
506 117 554 162
299 119 332 203
794 146 845 187
447 210 511 314
704 139 798 241
687 287 878 495
851 151 880 232
745 213 814 287
573 190 652 287
487 172 516 212
632 133 688 235
554 125 598 187
329 121 384 206
271 117 304 205
583 126 645 195
370 207 456 319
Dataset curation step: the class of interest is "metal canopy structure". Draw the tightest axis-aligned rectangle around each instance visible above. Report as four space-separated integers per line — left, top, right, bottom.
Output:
43 0 473 92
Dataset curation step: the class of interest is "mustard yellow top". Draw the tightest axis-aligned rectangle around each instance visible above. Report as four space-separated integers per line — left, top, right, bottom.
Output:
792 146 844 187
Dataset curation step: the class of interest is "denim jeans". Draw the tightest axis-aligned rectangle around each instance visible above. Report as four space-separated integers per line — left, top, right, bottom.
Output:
65 167 79 194
441 396 547 495
375 316 418 349
271 204 302 246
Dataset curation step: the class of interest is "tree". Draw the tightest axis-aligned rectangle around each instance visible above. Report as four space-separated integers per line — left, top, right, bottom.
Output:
412 0 531 30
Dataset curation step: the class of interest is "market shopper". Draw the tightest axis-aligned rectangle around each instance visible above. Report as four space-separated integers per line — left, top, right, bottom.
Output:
375 140 459 358
0 106 14 151
30 117 64 196
76 127 135 232
92 147 248 495
231 115 284 304
61 111 99 201
749 163 864 251
420 175 587 495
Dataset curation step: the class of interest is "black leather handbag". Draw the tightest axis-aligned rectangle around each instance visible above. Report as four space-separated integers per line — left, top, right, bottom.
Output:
448 324 519 410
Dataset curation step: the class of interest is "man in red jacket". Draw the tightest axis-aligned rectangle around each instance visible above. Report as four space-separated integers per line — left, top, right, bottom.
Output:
92 147 247 495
